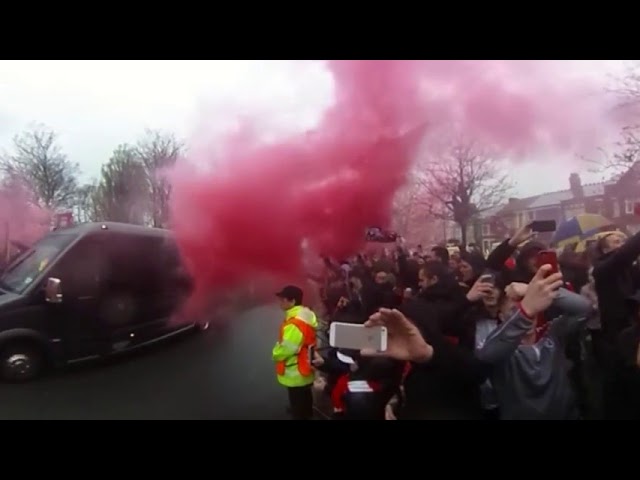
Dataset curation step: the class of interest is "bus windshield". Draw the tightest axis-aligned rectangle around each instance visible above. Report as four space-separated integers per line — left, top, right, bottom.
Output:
0 233 77 294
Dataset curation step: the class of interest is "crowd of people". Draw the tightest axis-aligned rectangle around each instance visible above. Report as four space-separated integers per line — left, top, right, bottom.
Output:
302 225 640 420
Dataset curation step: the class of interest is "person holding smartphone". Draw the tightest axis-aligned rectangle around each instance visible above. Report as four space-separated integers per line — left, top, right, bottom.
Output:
360 264 588 420
485 224 545 283
474 266 592 420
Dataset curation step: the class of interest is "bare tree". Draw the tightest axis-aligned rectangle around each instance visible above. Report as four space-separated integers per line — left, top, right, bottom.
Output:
75 184 103 223
94 145 148 224
592 61 640 175
611 60 640 109
391 182 422 238
0 125 79 209
415 139 513 245
609 127 640 172
134 130 183 228
590 126 640 175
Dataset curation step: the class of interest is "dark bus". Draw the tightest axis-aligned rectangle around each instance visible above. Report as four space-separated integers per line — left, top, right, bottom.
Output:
0 222 208 382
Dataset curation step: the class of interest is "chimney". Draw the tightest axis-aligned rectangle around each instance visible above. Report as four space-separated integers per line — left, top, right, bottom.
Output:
569 173 583 198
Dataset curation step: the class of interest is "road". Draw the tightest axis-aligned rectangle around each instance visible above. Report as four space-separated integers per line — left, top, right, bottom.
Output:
0 304 290 420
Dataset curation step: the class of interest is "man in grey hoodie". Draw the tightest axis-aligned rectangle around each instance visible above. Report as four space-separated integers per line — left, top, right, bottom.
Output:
476 267 592 420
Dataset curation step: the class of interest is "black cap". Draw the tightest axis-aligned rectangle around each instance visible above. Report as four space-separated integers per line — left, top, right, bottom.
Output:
275 285 303 304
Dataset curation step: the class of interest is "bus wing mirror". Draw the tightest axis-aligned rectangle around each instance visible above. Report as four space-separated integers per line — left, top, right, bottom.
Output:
45 277 63 304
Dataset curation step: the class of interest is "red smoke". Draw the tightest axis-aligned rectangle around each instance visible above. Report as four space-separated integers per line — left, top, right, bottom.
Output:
0 183 50 254
170 60 619 309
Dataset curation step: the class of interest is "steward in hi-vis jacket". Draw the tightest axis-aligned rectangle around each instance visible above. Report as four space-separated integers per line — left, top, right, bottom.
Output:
273 285 318 420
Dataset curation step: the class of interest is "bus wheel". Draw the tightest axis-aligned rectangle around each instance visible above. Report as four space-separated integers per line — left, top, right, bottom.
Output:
0 341 46 383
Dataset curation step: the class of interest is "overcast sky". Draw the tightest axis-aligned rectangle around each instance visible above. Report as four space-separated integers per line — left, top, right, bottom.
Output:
0 60 631 198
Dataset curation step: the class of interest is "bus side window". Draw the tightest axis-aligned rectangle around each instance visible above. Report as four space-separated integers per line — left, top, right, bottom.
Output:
103 234 165 297
51 236 106 298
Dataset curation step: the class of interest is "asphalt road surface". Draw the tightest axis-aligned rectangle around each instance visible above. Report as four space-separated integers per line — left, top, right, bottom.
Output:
0 304 290 420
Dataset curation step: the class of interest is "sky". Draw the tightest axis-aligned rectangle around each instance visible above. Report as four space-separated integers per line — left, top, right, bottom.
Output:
0 60 631 198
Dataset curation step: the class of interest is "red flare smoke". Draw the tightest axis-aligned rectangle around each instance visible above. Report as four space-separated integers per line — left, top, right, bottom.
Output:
170 60 618 310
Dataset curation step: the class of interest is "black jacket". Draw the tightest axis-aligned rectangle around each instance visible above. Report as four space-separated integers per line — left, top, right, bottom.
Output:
593 230 640 342
398 291 490 419
608 322 640 419
362 281 399 317
396 248 421 292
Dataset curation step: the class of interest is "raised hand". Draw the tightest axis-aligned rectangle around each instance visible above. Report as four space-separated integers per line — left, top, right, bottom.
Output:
466 276 496 302
509 224 536 248
361 308 433 363
520 265 564 317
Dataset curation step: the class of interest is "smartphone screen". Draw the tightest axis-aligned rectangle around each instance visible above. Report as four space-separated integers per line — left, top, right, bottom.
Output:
529 220 557 233
536 250 559 276
329 322 387 352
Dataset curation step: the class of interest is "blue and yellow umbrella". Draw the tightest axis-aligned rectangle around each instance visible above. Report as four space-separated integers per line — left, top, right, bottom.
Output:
551 214 617 249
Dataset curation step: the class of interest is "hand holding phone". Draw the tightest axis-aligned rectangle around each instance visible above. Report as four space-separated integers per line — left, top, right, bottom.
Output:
467 274 496 302
329 322 387 352
479 273 495 285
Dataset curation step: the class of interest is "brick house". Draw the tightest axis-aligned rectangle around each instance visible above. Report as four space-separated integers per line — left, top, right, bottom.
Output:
604 161 640 235
478 162 640 251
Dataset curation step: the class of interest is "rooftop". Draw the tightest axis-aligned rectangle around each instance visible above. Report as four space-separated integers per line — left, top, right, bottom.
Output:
488 179 615 217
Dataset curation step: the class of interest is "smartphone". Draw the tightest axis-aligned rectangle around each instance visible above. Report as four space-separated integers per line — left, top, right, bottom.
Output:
536 250 559 276
329 322 388 352
308 345 315 362
529 220 557 233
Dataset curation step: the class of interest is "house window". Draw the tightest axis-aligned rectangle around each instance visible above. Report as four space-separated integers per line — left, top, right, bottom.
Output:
564 204 585 219
625 199 638 215
613 201 620 218
527 211 535 221
482 224 490 236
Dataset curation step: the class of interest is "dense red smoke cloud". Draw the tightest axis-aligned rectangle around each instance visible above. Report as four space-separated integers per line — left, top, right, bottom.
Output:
170 60 619 308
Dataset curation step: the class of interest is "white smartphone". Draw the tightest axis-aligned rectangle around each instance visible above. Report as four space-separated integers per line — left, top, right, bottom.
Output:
329 322 388 352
